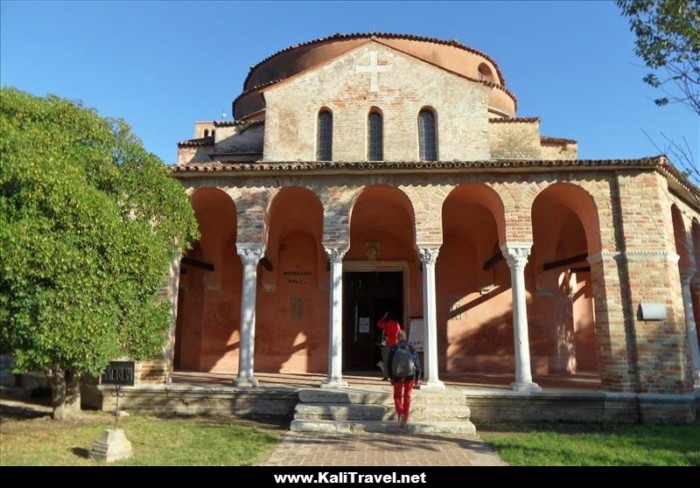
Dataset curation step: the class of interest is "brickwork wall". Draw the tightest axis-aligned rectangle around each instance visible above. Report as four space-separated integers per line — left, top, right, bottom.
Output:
616 172 693 392
176 168 699 393
541 142 578 160
488 120 542 160
263 43 491 162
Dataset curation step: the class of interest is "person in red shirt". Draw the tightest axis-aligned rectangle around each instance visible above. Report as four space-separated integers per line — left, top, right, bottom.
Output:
377 311 401 380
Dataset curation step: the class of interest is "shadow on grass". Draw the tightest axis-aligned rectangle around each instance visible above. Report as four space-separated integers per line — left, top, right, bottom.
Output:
151 411 291 432
70 447 90 459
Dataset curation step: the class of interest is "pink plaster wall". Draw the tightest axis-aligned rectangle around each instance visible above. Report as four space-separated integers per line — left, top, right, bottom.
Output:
176 188 242 373
256 188 329 373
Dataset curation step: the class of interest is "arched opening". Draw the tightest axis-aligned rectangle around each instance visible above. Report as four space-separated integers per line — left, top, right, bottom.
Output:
478 63 494 83
438 184 509 373
367 109 383 161
418 108 437 161
317 109 333 161
257 187 326 373
175 188 240 372
531 183 600 377
344 186 416 372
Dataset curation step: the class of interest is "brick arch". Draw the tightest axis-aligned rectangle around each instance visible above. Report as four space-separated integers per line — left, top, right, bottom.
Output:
672 204 691 272
400 184 450 246
229 187 274 245
530 181 602 254
264 186 324 248
319 185 361 248
347 184 417 256
444 183 506 245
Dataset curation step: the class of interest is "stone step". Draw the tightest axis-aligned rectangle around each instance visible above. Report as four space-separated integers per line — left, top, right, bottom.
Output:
294 403 472 421
299 388 468 406
290 419 477 435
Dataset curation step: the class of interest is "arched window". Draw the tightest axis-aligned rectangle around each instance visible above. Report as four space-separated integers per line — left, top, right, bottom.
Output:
317 109 333 161
368 110 383 161
478 63 494 83
418 109 437 161
204 129 210 137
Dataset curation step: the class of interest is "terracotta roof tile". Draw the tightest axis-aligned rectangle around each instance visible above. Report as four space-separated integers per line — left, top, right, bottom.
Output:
173 156 661 173
244 32 507 90
173 156 699 206
177 136 214 147
489 117 540 124
232 79 284 109
541 136 578 145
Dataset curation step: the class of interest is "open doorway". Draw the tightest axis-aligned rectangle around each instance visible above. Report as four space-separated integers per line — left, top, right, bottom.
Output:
342 271 403 372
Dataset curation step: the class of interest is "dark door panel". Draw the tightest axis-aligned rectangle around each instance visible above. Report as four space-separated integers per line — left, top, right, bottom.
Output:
343 271 403 371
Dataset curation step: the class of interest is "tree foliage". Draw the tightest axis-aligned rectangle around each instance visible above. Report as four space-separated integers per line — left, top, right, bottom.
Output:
617 0 700 114
0 87 198 417
617 0 700 184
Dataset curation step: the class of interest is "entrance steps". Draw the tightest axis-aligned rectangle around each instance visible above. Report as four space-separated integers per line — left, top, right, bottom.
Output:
290 387 476 434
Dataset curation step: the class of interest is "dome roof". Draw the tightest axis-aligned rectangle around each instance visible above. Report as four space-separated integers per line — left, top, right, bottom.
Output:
233 32 516 119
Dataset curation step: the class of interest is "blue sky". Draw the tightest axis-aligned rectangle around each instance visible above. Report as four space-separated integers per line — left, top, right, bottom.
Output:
1 0 698 168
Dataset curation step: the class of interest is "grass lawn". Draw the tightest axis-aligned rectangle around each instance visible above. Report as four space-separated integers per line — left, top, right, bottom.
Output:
3 399 699 466
0 406 287 466
479 423 700 466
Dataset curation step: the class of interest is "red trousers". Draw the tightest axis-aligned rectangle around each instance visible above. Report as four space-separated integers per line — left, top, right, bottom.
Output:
392 380 415 420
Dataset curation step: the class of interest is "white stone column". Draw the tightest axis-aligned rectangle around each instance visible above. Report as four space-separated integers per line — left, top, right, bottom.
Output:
502 243 541 392
682 272 700 384
234 244 264 388
163 256 182 385
419 248 445 390
321 247 348 388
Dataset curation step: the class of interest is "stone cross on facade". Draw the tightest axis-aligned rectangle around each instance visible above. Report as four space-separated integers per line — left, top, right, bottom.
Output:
355 51 391 92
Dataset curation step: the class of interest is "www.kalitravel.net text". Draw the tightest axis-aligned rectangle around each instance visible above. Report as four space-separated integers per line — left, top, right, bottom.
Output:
273 471 428 484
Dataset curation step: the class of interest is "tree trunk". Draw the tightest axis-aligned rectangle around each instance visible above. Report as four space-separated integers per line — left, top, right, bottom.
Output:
49 367 82 420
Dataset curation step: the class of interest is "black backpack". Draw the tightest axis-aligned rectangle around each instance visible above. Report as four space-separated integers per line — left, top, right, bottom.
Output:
391 344 416 378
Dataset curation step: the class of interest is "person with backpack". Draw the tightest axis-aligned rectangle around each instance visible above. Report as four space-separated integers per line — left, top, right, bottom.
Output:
376 311 401 380
386 330 421 427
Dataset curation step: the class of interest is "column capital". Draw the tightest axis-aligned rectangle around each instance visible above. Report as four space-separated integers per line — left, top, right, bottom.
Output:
680 268 696 283
501 242 532 268
418 248 440 265
324 247 348 264
237 243 265 265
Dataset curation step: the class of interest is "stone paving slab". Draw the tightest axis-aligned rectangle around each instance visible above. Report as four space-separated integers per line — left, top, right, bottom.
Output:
260 430 507 466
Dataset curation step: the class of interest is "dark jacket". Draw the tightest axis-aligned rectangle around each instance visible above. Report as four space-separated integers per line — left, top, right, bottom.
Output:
387 340 421 383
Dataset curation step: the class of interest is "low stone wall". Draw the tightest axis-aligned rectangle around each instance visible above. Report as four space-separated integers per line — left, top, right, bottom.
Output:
465 389 699 425
82 384 298 419
81 384 700 425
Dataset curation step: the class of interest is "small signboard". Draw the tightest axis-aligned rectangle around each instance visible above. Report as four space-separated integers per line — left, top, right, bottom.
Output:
358 317 370 334
101 361 135 386
408 318 425 352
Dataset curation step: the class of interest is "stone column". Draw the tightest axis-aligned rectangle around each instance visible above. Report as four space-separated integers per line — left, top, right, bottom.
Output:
321 247 348 388
681 271 700 383
234 244 264 388
163 256 182 385
419 248 445 390
502 243 541 392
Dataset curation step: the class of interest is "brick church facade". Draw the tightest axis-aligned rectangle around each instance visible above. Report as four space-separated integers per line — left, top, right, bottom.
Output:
167 33 700 396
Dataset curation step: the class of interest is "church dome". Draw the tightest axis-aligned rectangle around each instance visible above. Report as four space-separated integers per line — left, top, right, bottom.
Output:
232 33 517 120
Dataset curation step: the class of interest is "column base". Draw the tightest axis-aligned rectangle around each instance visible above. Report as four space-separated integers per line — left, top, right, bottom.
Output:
510 381 542 393
321 378 348 389
420 379 445 390
233 376 259 388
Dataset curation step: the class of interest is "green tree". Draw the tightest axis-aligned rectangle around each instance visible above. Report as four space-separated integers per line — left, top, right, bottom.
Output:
617 0 700 113
0 87 198 419
617 0 700 182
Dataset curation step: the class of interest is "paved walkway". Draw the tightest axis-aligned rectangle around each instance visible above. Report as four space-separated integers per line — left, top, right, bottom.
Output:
260 430 507 466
